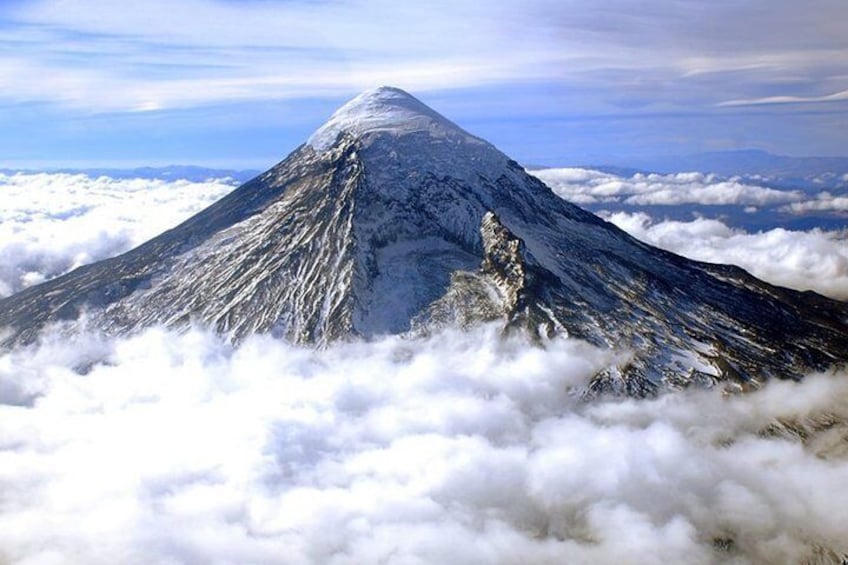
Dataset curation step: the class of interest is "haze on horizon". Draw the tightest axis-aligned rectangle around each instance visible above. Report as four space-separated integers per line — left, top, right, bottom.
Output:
1 0 846 169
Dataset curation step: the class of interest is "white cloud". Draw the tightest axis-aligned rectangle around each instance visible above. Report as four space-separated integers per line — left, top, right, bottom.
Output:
2 152 848 562
532 168 802 206
0 1 554 112
604 211 848 300
782 191 848 214
537 168 848 300
718 88 848 107
0 172 234 297
2 324 848 563
1 1 846 114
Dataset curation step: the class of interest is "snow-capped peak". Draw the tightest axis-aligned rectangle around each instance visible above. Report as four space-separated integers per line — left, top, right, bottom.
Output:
307 86 485 151
5 86 848 397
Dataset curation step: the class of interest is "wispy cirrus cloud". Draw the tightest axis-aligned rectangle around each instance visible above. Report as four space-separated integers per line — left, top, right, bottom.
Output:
1 0 846 116
0 0 550 112
0 1 846 163
718 89 848 107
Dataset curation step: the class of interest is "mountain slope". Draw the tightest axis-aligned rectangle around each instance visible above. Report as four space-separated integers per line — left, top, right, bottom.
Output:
1 86 847 393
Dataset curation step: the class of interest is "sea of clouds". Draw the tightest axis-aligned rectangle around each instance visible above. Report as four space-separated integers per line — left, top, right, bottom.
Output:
0 172 236 298
3 325 848 564
603 212 848 301
532 167 848 300
2 171 848 564
531 166 848 219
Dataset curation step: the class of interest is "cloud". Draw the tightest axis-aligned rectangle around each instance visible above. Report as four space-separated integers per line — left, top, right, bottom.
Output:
718 89 848 107
0 1 548 112
531 168 802 206
0 0 846 115
2 324 848 563
531 164 848 303
2 146 848 563
782 191 848 214
603 211 848 300
1 1 846 165
0 172 235 297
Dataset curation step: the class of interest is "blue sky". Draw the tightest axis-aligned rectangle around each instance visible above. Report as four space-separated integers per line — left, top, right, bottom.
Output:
1 0 846 169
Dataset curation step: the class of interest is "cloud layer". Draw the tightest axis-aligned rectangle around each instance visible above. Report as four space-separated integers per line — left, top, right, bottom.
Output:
531 168 802 206
603 211 848 300
2 169 845 305
2 325 848 564
0 172 235 297
1 170 848 563
532 167 848 299
782 191 848 214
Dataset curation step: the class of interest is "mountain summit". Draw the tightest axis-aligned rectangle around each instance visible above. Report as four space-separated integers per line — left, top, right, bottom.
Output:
307 86 485 150
2 86 847 394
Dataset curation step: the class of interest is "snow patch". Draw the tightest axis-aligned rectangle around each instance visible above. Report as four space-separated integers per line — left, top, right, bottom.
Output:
308 86 487 152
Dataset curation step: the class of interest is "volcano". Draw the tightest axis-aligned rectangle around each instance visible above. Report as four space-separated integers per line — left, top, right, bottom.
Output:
2 86 847 394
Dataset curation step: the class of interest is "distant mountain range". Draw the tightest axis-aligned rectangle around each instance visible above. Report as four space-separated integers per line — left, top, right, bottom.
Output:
623 149 848 176
596 150 848 192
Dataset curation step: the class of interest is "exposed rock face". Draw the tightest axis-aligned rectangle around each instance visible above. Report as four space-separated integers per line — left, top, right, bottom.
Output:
413 212 561 342
480 212 527 315
1 86 847 394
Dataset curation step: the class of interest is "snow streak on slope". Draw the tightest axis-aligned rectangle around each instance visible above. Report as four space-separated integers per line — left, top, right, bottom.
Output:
2 325 848 564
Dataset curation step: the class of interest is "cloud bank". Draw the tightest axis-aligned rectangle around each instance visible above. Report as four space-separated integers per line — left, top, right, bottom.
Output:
531 168 802 206
604 211 848 300
531 167 848 299
0 172 235 297
782 191 848 215
2 325 848 564
1 163 847 563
